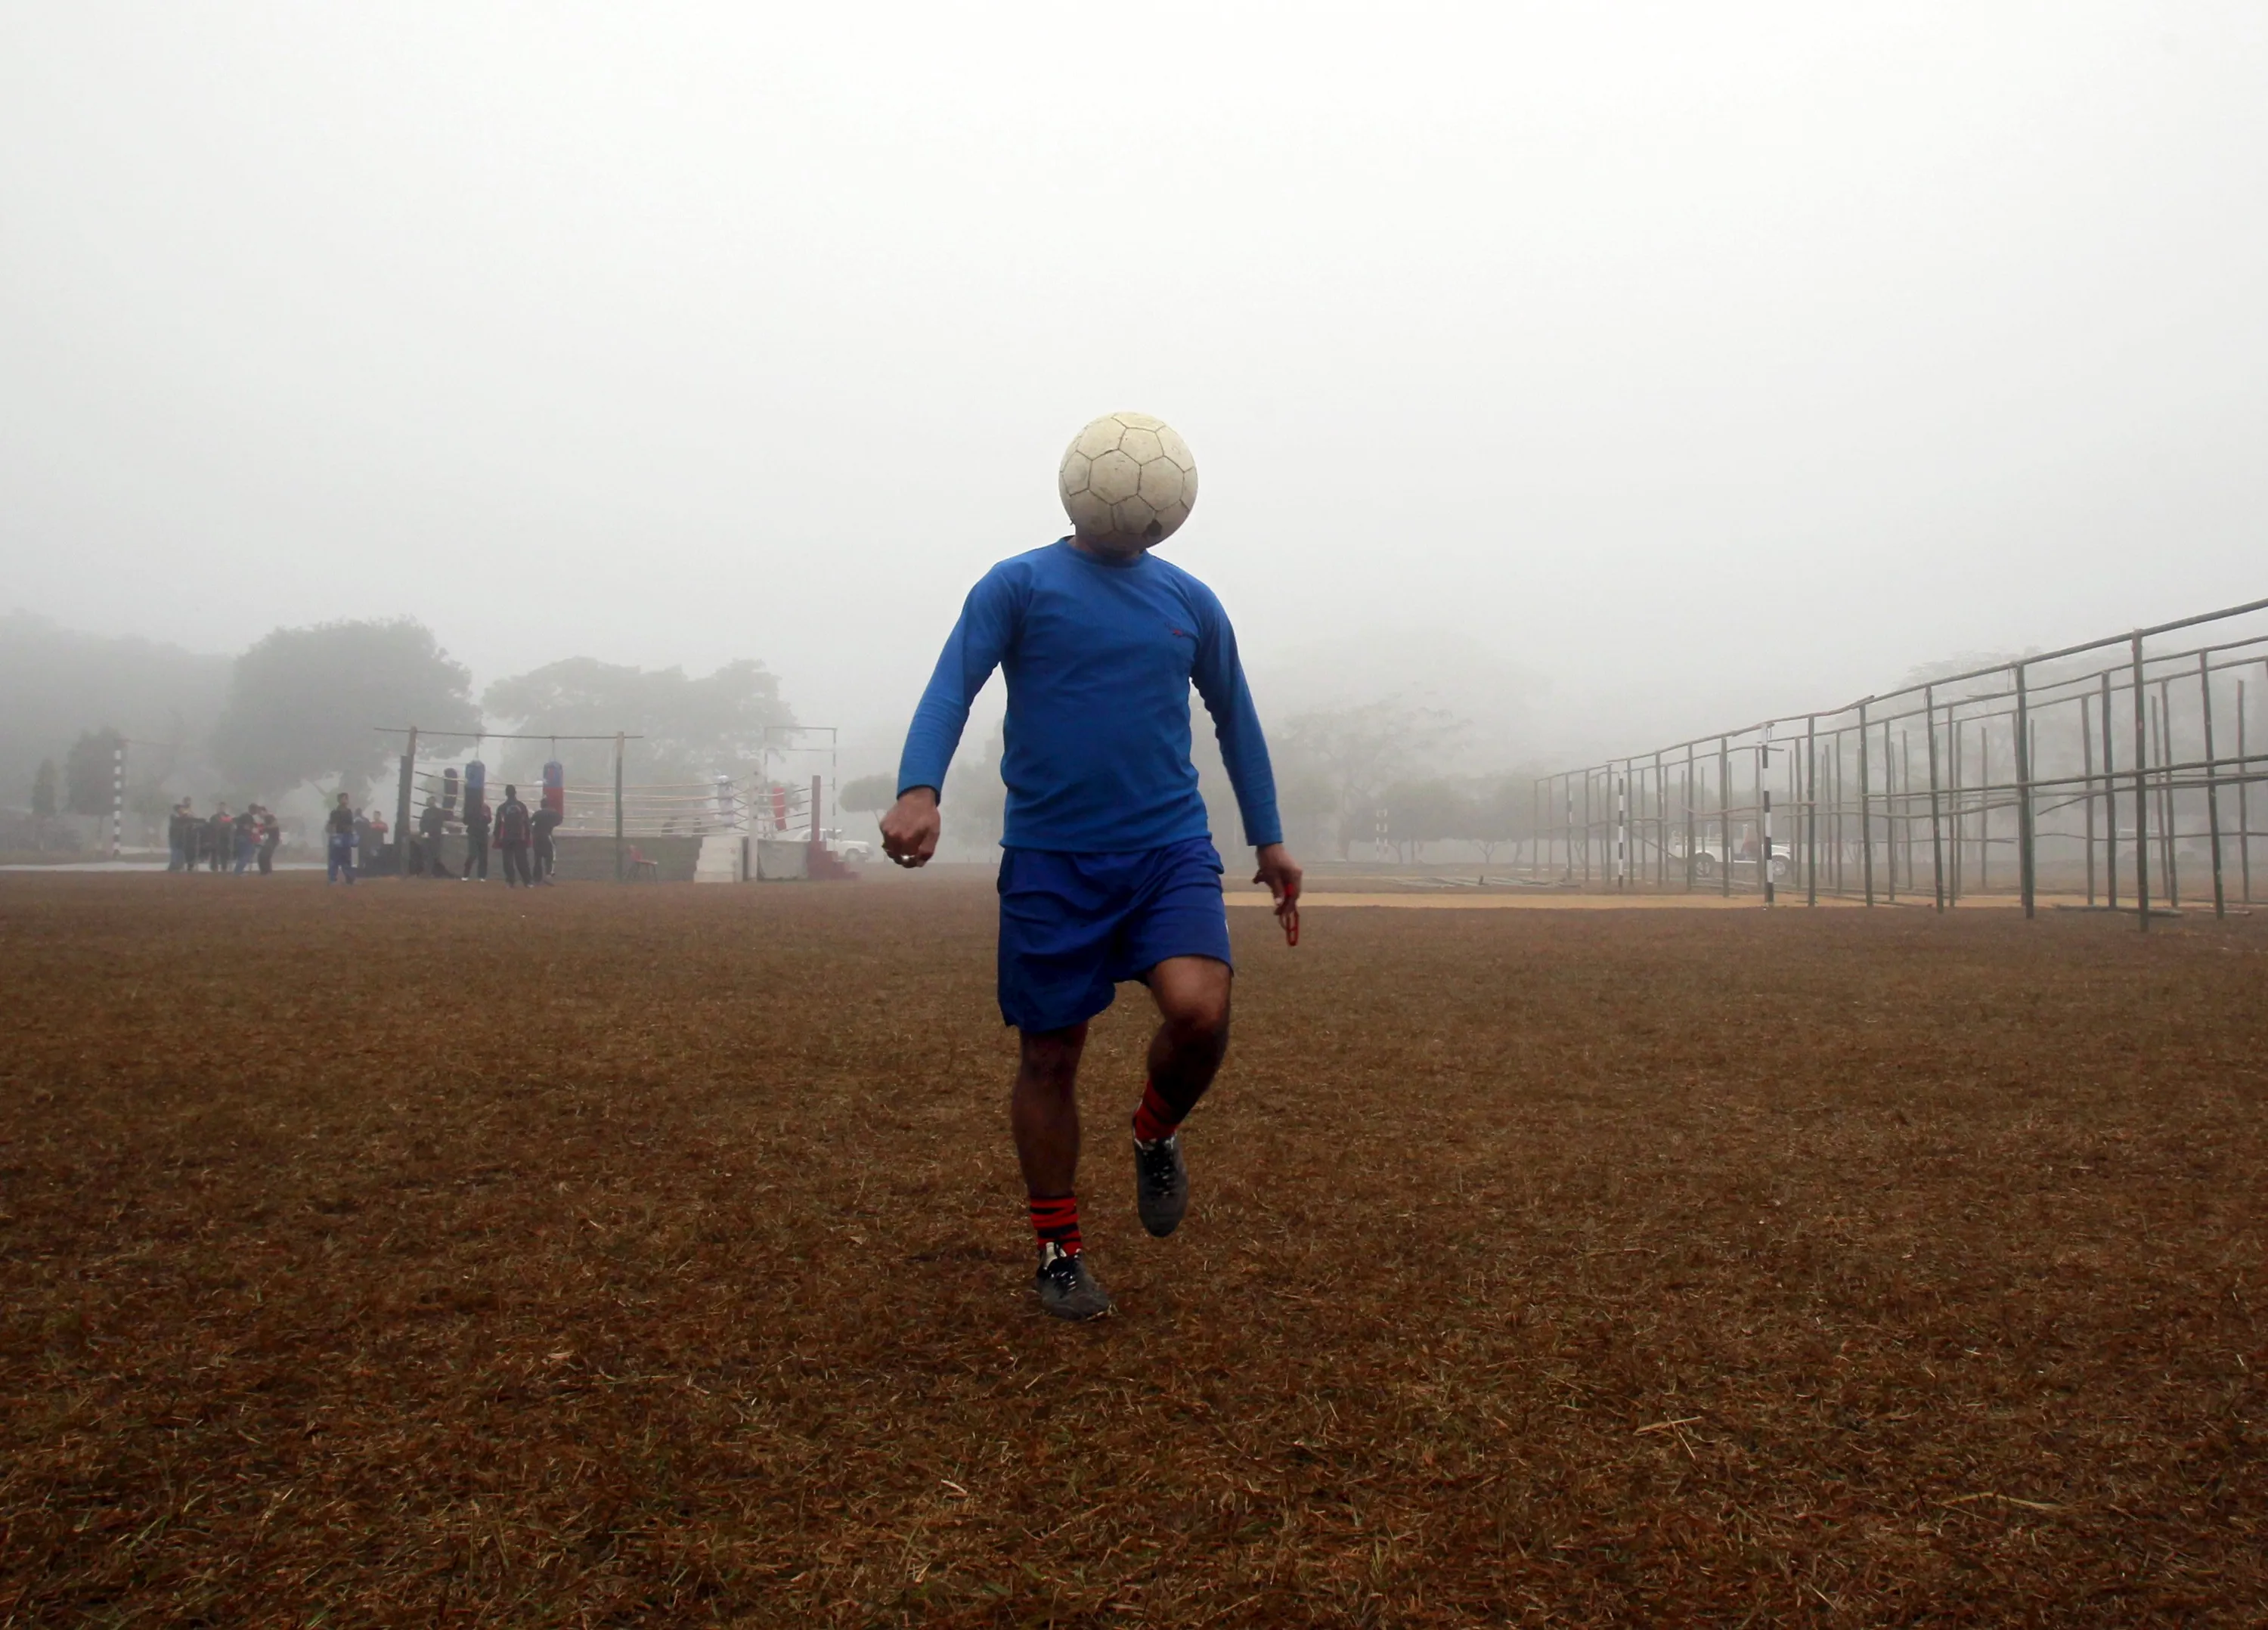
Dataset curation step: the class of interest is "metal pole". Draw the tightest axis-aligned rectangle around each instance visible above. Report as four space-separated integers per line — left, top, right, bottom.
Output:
2156 683 2179 910
1833 729 1845 894
2132 634 2150 930
1563 779 1575 882
1901 730 1913 897
614 731 626 882
111 741 123 859
2080 694 2096 907
1858 702 1874 906
1805 714 1818 906
1582 770 1592 887
2100 671 2118 912
1978 724 1991 895
1761 736 1775 907
2242 680 2252 906
1947 714 1962 902
1926 689 1945 913
395 724 418 880
2201 652 2225 918
1717 736 1731 897
1621 767 1631 888
1656 754 1669 887
1684 744 1696 890
1882 717 1896 905
2014 662 2036 919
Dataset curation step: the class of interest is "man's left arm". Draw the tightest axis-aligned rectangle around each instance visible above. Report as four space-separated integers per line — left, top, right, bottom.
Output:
1190 595 1303 917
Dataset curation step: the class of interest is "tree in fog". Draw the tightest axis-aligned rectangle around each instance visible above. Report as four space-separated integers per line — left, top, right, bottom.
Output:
1460 776 1528 865
839 773 898 813
64 727 124 816
31 758 58 820
1275 700 1464 860
482 657 793 788
0 612 231 809
1380 777 1469 863
212 619 479 795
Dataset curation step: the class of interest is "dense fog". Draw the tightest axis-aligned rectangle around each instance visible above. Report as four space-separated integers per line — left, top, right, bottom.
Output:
5 5 2263 852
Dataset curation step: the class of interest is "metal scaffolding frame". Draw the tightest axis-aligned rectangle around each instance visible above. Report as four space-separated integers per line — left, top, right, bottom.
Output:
1532 595 2268 926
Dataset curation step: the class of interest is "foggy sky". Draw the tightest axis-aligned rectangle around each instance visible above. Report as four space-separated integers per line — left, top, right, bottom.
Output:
4 3 2263 776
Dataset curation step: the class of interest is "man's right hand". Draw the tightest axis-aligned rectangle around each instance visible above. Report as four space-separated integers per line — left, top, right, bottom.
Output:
879 786 941 868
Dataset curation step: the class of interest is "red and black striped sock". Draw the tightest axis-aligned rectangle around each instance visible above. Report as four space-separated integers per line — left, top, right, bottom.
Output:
1130 1079 1182 1144
1029 1193 1081 1257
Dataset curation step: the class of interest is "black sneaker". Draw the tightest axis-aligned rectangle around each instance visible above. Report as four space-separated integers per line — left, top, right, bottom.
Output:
1133 1133 1188 1238
1033 1243 1111 1320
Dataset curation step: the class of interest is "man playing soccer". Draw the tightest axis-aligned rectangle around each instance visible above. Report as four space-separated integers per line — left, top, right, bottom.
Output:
881 418 1300 1320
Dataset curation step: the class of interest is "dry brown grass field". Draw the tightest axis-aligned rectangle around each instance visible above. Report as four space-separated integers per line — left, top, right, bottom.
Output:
2 874 2264 1626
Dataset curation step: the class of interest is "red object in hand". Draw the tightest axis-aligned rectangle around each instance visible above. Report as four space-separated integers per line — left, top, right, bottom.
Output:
1282 903 1300 947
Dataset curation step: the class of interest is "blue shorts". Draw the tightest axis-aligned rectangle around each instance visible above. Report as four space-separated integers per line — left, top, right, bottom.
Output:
997 837 1233 1032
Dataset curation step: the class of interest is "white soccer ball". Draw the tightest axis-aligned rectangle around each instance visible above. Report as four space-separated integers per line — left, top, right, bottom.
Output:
1058 411 1199 549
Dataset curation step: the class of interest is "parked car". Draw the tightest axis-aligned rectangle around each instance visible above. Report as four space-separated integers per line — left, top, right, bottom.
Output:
1668 838 1793 882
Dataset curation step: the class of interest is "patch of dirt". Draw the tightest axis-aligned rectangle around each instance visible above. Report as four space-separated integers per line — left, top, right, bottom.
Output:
2 874 2263 1625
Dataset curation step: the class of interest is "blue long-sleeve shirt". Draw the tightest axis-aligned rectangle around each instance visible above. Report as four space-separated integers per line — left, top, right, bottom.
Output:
897 538 1283 853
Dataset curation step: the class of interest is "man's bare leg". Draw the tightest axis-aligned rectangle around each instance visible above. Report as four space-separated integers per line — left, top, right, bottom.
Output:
1014 1023 1110 1317
1131 956 1232 1238
1012 1022 1087 1198
1144 955 1233 1115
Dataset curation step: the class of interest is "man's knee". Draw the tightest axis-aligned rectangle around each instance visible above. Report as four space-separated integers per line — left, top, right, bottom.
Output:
1018 1023 1088 1087
1154 961 1232 1046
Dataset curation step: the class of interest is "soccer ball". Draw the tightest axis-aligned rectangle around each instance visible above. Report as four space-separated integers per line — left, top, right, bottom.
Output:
1058 411 1199 548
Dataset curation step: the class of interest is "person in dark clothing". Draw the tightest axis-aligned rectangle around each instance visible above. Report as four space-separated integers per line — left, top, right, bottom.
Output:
326 792 358 885
415 796 451 878
531 804 562 884
168 799 193 871
206 807 232 872
460 797 491 882
494 784 534 888
233 808 258 874
256 808 280 874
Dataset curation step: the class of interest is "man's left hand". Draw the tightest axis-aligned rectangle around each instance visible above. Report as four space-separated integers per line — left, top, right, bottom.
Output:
1253 842 1303 928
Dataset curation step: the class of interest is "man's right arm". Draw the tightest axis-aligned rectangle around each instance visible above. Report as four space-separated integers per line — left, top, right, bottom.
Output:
882 569 1021 867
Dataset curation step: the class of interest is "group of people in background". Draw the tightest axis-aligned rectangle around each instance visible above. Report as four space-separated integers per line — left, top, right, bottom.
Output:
163 776 564 888
167 798 280 875
411 782 560 887
321 792 385 884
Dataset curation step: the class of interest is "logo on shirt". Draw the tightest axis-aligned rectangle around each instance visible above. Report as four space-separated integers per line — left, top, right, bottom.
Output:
1167 625 1194 640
